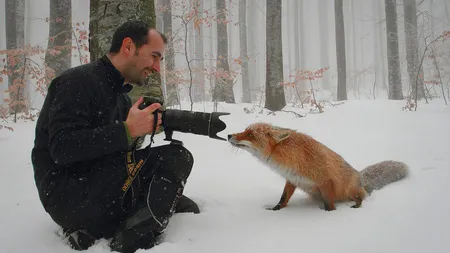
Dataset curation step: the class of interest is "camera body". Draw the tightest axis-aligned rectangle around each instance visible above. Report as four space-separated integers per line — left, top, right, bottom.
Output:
138 96 230 144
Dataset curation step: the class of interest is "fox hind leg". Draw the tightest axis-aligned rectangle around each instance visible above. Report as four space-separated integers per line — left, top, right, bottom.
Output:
267 181 296 211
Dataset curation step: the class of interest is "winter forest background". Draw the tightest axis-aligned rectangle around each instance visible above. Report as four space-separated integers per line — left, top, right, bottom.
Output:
1 1 450 252
0 0 449 126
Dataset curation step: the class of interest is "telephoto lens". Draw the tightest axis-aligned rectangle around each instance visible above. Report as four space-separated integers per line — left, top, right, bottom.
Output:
139 96 229 141
163 109 229 141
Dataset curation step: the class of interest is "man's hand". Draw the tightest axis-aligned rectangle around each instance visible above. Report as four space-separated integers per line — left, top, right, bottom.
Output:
125 97 162 138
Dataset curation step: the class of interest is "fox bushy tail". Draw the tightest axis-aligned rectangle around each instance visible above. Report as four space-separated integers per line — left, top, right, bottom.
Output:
360 160 409 195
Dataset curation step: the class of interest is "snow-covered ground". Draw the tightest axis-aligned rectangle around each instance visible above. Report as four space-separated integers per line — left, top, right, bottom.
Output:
1 99 450 253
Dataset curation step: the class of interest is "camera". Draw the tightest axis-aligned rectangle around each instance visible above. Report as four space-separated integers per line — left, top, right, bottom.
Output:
138 96 230 144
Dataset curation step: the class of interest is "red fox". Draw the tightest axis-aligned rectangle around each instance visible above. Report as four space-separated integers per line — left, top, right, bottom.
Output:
227 122 409 211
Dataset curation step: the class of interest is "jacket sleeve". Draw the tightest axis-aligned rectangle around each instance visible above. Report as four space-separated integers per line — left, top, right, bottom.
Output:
47 75 130 165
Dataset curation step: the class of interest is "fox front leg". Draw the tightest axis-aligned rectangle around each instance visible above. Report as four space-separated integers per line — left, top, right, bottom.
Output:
266 181 296 211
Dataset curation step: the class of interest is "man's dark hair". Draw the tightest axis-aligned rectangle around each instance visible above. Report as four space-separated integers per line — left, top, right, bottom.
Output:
156 30 168 44
109 20 167 53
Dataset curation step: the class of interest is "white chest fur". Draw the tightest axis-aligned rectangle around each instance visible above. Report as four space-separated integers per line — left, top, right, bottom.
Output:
248 149 315 191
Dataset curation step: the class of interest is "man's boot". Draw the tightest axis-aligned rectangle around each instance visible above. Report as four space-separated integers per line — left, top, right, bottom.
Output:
62 228 97 251
110 144 194 253
110 174 186 253
109 208 158 253
175 195 200 214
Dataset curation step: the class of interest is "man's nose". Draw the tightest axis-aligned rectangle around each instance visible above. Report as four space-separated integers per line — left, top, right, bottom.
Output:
152 61 161 73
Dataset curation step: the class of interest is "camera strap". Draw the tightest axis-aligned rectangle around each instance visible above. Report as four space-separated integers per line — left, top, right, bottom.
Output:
121 111 158 210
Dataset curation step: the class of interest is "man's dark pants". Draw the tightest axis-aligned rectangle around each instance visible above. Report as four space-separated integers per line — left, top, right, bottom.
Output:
46 143 199 252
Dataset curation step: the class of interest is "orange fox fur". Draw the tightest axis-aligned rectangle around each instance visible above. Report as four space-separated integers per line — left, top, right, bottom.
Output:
227 122 409 211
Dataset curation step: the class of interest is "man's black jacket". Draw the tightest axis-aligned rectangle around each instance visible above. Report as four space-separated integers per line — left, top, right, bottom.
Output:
31 55 133 211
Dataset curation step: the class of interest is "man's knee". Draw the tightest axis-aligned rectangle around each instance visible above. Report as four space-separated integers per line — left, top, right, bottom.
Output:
173 144 194 182
158 144 194 182
175 144 193 167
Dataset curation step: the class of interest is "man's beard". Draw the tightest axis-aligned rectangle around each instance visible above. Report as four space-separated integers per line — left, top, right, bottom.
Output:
124 64 146 86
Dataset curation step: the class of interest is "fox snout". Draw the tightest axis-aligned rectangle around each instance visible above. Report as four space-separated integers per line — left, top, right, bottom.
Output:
227 134 238 145
227 133 254 149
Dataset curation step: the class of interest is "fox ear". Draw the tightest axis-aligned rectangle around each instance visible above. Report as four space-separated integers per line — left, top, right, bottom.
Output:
271 129 291 143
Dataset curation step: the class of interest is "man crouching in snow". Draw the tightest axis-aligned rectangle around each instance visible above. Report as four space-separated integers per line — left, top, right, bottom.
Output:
31 20 199 253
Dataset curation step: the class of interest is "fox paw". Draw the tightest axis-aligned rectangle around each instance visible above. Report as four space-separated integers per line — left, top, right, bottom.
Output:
323 203 336 211
265 204 282 211
351 204 361 208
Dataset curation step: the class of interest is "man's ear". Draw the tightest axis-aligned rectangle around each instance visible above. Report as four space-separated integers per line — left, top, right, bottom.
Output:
122 37 134 55
270 128 291 143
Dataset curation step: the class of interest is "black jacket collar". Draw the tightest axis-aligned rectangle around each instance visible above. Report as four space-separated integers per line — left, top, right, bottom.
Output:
99 55 133 93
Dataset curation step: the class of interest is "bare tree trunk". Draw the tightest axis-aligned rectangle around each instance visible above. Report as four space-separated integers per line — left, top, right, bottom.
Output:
285 1 294 103
343 0 352 88
334 0 347 100
373 0 387 93
140 0 163 105
213 0 235 103
5 0 18 91
427 0 436 87
265 0 285 111
207 0 215 102
16 0 25 112
239 0 251 103
293 0 301 88
88 0 100 62
443 0 450 24
161 0 178 107
227 0 233 62
403 0 424 100
430 47 447 105
187 2 195 105
247 0 260 102
373 0 380 95
45 0 72 79
290 0 299 94
319 1 330 90
5 0 25 112
378 0 388 91
155 0 164 32
298 0 307 90
15 0 24 49
155 0 166 100
193 0 205 102
350 0 357 85
384 0 403 100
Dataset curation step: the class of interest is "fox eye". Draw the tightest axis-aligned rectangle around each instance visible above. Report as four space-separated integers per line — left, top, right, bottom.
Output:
247 132 254 138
